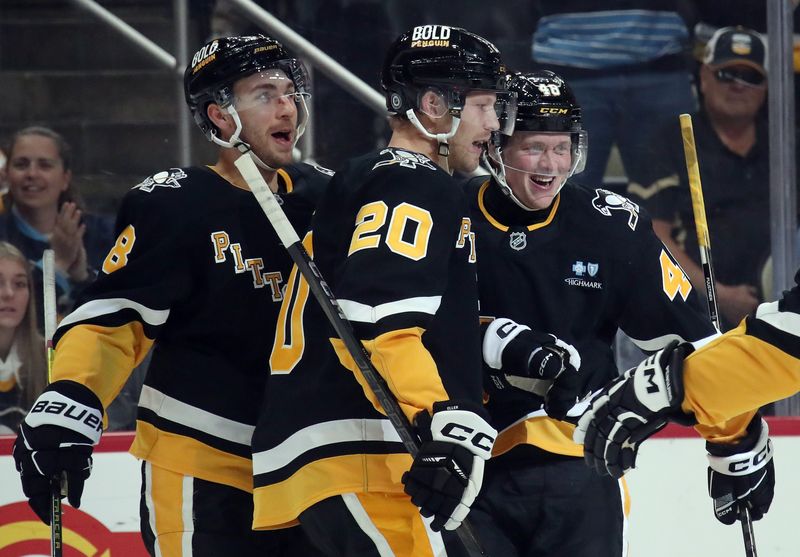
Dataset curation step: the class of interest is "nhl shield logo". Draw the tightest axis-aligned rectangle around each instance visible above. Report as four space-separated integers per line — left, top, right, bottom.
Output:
509 231 527 251
587 262 599 277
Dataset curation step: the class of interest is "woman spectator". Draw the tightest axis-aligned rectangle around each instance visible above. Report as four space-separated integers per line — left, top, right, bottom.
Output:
0 242 47 433
1 126 114 313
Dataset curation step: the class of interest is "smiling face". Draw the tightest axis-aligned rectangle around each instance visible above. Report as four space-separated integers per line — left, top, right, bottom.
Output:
502 131 573 210
448 91 501 174
230 70 300 168
0 257 29 333
7 134 70 213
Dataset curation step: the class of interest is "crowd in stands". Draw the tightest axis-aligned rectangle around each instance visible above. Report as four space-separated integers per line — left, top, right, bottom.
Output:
0 2 796 433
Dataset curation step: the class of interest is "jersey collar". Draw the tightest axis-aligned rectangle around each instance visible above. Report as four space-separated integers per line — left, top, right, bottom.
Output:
477 179 561 232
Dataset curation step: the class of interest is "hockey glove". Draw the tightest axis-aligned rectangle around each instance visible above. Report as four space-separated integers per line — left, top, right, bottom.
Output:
573 340 694 478
13 380 103 524
482 318 582 420
707 416 774 525
401 400 497 532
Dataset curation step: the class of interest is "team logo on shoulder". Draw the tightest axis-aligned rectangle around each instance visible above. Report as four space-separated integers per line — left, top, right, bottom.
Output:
372 149 437 171
591 189 639 231
311 164 335 176
509 231 527 251
134 168 187 193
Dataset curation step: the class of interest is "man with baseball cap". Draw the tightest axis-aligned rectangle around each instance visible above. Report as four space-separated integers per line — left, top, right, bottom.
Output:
627 25 773 333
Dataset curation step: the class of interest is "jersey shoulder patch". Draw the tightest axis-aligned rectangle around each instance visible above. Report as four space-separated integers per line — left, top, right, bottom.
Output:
132 167 189 193
589 188 642 231
371 148 438 172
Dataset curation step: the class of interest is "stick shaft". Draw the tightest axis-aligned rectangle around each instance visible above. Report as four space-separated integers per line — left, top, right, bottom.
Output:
679 114 757 556
42 250 63 557
234 153 488 556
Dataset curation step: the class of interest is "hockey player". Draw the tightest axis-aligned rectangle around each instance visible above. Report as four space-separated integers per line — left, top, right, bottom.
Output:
249 26 513 556
463 70 716 557
572 272 799 524
12 35 330 556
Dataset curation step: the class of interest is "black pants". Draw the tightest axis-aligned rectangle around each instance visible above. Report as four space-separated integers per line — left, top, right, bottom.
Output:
468 446 628 557
139 461 322 557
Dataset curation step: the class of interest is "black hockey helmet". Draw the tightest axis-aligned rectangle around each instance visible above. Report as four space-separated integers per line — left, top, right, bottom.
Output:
184 35 309 141
507 70 582 134
380 25 508 116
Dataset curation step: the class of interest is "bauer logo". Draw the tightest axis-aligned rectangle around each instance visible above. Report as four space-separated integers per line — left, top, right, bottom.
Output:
411 25 451 48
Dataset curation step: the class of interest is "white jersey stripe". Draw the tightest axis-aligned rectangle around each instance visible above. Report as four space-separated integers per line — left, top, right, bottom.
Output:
58 297 170 330
338 296 442 324
341 493 395 557
139 385 254 446
421 514 448 556
182 475 194 556
253 418 401 476
628 333 686 352
144 462 164 557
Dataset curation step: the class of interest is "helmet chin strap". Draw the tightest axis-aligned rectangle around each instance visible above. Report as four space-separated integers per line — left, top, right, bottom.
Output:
405 108 460 174
212 101 310 172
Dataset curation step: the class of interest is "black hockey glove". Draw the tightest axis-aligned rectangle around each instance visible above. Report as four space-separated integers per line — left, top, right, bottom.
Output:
482 318 582 420
573 340 694 478
707 416 774 525
13 380 103 524
401 400 497 532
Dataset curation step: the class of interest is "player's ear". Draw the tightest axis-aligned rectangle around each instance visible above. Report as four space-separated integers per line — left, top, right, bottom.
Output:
419 88 448 120
207 103 233 138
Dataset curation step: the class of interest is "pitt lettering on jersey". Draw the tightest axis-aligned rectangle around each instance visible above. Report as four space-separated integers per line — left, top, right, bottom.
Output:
455 217 477 263
210 231 284 298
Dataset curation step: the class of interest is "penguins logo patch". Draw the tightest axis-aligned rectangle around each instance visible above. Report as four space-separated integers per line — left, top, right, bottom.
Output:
134 168 187 193
591 189 640 231
372 149 437 171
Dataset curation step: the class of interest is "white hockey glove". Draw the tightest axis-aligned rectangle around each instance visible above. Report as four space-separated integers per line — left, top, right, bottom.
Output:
401 400 497 531
573 340 694 478
707 416 775 525
483 318 582 420
13 380 103 524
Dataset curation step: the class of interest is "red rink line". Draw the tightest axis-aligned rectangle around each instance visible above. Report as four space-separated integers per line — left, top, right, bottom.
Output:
2 417 800 455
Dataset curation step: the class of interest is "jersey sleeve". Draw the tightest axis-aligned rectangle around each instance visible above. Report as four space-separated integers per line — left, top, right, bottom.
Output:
330 167 469 419
615 207 716 351
681 274 800 440
52 183 194 409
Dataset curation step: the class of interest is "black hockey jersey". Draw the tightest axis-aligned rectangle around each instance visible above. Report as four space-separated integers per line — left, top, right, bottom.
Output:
251 148 483 529
465 177 716 457
51 163 329 492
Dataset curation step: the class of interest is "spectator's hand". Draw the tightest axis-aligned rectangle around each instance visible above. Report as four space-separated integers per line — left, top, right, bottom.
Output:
51 202 87 278
716 283 759 326
68 245 90 283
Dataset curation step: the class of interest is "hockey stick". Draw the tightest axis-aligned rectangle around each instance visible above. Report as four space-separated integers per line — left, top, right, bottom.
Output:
42 250 63 557
234 152 490 557
679 113 757 557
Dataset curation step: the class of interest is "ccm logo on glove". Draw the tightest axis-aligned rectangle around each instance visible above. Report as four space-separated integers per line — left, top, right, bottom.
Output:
441 422 495 452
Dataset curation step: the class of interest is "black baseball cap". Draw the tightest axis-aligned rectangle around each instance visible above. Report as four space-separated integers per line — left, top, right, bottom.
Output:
703 26 767 75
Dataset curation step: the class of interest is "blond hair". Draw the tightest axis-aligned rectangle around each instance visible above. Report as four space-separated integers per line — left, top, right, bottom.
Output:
0 242 47 407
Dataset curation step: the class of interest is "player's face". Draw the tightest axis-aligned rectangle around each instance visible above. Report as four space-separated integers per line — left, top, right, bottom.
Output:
0 258 29 332
7 134 70 213
701 63 766 120
449 91 500 173
503 131 572 210
233 70 299 168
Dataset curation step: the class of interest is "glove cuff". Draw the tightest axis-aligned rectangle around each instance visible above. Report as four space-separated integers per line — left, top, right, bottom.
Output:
25 380 104 444
707 417 773 476
426 400 497 460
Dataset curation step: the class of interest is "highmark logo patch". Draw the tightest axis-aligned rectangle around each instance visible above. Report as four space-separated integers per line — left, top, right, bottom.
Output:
566 260 602 289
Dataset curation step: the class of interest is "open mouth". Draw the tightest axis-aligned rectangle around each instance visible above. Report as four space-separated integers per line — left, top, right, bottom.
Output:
21 184 46 194
271 130 293 146
471 140 488 154
529 174 556 189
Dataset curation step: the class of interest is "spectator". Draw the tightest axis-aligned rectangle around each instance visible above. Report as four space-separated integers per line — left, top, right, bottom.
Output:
0 241 47 433
627 26 771 330
0 147 7 192
2 126 114 315
530 1 697 190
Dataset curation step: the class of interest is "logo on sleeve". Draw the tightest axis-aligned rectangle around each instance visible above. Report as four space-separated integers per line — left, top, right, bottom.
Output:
591 189 640 231
134 168 187 192
372 149 437 171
